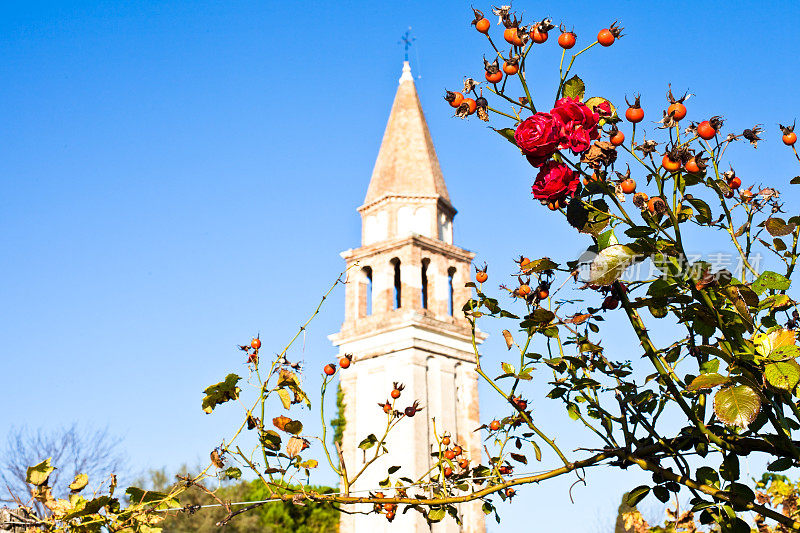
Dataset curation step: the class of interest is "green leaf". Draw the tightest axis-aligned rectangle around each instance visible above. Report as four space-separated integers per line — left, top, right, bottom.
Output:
700 358 721 374
767 457 794 471
723 517 751 533
770 346 800 361
427 508 446 522
649 305 668 319
582 205 611 236
298 459 318 469
653 485 670 503
687 373 729 391
26 458 55 486
202 374 241 414
713 385 762 428
501 362 515 375
388 465 401 474
765 361 800 391
224 467 242 480
260 430 282 451
597 229 618 251
727 483 755 505
625 485 650 507
526 258 559 272
686 196 712 224
587 245 637 285
358 434 378 450
284 420 303 435
126 487 180 510
624 226 656 238
752 271 791 295
510 452 527 465
69 473 89 492
62 496 111 520
492 128 518 146
566 403 580 420
766 217 796 237
562 75 585 100
696 466 719 487
720 454 739 482
531 308 555 323
758 294 792 311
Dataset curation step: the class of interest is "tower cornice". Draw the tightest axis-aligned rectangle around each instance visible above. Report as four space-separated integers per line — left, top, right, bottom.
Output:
341 234 474 264
358 195 457 218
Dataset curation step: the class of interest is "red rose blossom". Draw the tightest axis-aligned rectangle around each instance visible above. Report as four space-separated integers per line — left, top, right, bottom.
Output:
514 112 563 167
550 97 600 154
531 161 578 202
563 127 592 153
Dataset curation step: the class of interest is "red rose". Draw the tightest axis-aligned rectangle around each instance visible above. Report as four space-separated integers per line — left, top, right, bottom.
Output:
531 161 578 202
514 112 563 167
550 97 599 154
564 127 592 153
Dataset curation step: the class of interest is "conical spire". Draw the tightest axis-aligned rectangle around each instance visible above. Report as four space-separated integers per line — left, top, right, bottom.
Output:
363 61 451 207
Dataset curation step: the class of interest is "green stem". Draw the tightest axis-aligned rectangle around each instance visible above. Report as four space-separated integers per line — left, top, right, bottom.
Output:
469 313 571 466
618 290 729 450
488 106 519 121
319 376 342 476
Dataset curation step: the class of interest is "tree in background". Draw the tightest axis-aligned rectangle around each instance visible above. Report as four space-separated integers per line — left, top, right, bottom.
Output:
330 385 346 452
1 424 125 509
137 467 338 533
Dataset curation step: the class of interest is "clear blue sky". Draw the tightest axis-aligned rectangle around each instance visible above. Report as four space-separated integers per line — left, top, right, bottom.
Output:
2 1 800 531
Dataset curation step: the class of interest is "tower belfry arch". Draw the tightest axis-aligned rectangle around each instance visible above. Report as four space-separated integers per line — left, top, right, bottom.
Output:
329 61 486 533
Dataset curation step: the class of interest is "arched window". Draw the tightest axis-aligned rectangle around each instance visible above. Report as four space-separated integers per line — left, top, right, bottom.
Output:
421 259 430 310
447 267 456 316
391 258 402 309
359 266 372 317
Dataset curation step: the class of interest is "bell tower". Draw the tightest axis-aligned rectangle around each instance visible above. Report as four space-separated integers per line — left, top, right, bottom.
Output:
330 62 485 533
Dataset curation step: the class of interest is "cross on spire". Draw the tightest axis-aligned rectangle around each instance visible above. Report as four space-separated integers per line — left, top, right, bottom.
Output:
399 27 415 61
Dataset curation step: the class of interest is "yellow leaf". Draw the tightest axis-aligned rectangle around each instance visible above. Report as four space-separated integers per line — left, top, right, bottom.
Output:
277 389 292 410
45 498 73 517
755 328 796 357
26 458 55 486
69 473 89 492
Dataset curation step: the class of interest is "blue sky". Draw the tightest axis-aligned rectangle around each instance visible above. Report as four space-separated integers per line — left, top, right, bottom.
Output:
2 1 800 531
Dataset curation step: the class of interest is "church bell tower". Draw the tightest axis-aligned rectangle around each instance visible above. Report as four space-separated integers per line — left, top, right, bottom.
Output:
329 62 485 533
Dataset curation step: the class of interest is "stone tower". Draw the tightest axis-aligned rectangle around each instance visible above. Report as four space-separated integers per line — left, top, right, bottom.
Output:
329 62 485 533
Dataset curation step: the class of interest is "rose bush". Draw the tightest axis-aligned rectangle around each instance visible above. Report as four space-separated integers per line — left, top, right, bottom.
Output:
11 6 800 533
